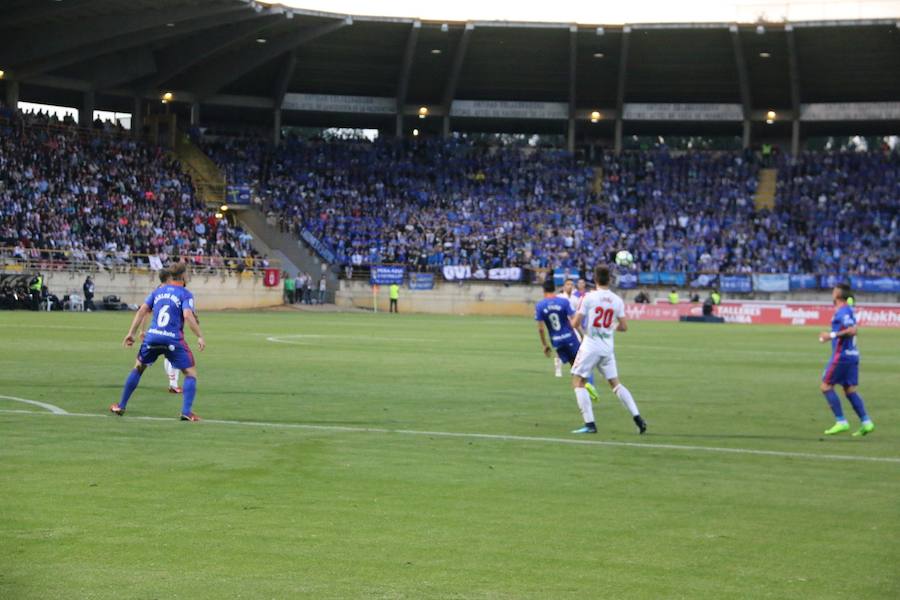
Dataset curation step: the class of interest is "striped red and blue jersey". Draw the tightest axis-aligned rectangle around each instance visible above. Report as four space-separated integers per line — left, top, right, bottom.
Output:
830 305 860 364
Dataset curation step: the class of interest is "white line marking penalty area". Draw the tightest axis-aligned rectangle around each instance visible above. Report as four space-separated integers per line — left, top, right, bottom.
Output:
0 407 897 465
0 395 68 414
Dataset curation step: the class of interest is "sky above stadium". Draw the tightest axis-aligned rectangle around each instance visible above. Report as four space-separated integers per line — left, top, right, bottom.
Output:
261 1 900 23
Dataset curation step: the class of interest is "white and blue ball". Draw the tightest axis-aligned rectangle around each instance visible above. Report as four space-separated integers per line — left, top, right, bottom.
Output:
615 250 634 267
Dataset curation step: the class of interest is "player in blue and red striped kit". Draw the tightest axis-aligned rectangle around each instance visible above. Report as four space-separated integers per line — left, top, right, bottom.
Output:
818 283 874 437
110 263 206 421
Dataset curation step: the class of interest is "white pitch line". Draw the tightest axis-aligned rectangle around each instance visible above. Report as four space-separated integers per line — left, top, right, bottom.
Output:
0 395 69 414
265 333 436 345
0 408 897 464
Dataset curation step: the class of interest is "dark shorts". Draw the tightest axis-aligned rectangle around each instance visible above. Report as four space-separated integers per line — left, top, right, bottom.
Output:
137 339 195 370
555 339 581 365
822 360 858 387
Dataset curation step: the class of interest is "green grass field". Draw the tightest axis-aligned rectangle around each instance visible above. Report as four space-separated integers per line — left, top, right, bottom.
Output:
1 310 898 599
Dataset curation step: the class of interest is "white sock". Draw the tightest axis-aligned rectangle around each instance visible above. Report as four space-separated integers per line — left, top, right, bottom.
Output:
164 360 179 387
554 356 562 374
614 384 640 417
575 387 594 424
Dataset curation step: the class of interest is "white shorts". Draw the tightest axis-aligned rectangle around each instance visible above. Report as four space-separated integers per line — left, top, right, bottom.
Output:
570 344 618 380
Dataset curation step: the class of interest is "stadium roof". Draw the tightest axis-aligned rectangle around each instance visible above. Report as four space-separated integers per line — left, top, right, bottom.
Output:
1 0 898 136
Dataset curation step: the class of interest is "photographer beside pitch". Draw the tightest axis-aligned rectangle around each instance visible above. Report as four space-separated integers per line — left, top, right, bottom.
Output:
110 263 206 421
817 283 875 437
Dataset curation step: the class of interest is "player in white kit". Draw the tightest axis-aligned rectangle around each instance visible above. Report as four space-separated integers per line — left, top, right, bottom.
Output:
569 265 647 434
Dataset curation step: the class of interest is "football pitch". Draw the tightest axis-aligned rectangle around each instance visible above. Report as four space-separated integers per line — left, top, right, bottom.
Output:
1 310 898 599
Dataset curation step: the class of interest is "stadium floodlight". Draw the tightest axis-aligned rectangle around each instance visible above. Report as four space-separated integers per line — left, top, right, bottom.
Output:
593 52 604 58
756 25 765 35
441 23 449 32
413 128 419 136
161 92 174 104
431 49 442 54
166 22 175 28
590 111 601 123
418 106 428 119
596 27 604 36
766 110 776 124
220 205 229 212
0 70 4 80
256 38 267 44
759 52 771 58
215 212 224 219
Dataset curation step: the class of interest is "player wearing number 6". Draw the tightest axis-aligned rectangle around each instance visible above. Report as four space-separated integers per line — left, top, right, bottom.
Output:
569 265 647 434
110 262 206 421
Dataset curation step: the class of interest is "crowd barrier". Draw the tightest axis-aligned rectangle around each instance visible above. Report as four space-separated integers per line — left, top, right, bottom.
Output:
626 301 900 328
617 272 900 293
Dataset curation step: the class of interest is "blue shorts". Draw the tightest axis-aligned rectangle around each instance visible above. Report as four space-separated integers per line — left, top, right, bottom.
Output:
137 338 195 370
822 360 858 387
555 340 581 365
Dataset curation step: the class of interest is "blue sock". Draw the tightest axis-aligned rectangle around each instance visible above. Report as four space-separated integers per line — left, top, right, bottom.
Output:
182 376 197 415
118 369 142 409
846 392 870 423
822 390 845 422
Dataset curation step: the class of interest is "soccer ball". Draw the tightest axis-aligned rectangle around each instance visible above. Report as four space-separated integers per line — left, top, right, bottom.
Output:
615 250 634 267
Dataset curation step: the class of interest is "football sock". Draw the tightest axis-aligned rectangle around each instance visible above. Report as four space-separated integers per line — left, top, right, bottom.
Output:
165 361 178 387
587 373 595 386
182 376 197 415
613 384 640 417
554 356 562 373
822 389 846 422
574 387 594 424
846 392 870 423
118 369 142 409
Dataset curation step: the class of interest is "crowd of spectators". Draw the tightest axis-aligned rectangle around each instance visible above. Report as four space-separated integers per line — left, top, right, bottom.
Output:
207 134 898 277
4 101 893 279
0 109 264 272
773 151 898 275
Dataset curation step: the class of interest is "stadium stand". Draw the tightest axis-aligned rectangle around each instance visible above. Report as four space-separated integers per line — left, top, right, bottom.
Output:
0 111 266 273
200 134 899 278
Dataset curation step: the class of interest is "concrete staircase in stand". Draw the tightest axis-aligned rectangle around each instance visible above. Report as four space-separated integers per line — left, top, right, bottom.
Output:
173 135 226 206
754 168 778 211
592 166 604 199
234 208 339 300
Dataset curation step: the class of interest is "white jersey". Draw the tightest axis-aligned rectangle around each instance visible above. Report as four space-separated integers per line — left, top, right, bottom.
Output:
575 288 625 352
557 291 580 313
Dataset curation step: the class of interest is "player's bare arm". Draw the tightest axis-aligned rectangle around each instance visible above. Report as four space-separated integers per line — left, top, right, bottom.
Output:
536 322 551 357
818 325 857 342
183 309 206 351
617 316 628 333
123 304 151 347
570 311 584 335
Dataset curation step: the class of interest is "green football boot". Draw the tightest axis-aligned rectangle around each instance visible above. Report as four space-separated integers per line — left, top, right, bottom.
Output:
824 421 850 435
585 382 599 403
852 422 875 437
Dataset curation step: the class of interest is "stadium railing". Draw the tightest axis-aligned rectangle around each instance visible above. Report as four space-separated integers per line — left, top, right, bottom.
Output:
0 248 278 277
0 112 134 141
342 264 899 293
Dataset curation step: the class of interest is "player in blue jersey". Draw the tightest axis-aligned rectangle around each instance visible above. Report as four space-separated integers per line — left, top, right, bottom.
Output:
553 278 577 377
817 283 874 437
139 268 183 394
536 279 598 402
110 262 206 421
